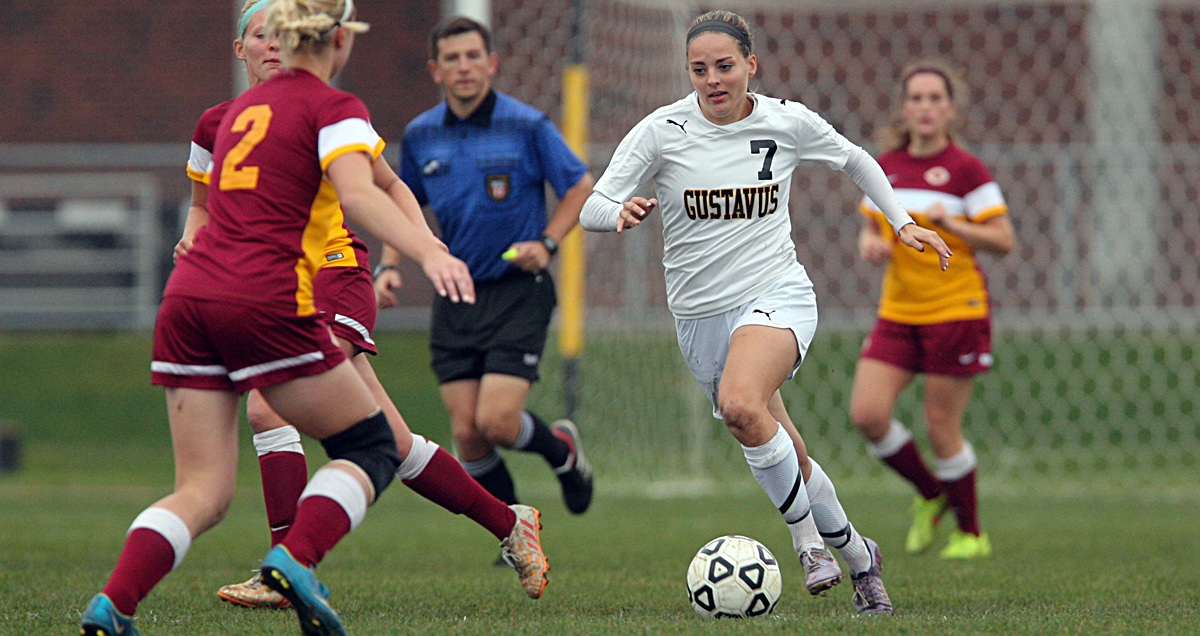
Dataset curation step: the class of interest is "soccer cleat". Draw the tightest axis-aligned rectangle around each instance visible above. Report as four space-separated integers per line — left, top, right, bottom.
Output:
217 571 292 609
551 420 594 514
905 494 948 554
851 537 893 615
80 593 141 636
500 504 550 599
260 545 347 636
939 530 992 559
799 547 843 596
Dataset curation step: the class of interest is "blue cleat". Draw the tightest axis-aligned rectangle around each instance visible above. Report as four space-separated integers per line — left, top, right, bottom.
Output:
80 593 140 636
260 545 347 636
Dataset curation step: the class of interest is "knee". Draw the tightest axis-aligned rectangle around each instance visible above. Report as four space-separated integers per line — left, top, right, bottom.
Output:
473 409 519 447
246 393 286 435
320 410 402 498
849 400 891 441
719 394 763 440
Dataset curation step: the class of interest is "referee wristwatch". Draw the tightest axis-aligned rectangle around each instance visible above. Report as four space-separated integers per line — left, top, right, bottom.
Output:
538 234 559 256
373 264 399 279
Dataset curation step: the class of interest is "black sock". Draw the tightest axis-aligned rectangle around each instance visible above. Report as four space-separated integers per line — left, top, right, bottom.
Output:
461 450 519 505
515 411 569 469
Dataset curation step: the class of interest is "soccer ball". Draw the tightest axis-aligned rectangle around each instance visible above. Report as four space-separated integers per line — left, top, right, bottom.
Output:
686 535 782 618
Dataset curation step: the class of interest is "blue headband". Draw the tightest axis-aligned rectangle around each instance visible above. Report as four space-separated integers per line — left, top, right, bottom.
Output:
238 0 273 37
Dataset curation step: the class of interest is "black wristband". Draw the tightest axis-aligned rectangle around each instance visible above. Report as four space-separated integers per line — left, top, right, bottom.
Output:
373 264 398 279
539 234 559 256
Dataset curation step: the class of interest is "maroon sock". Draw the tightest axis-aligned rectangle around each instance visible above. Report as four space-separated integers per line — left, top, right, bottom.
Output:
405 447 516 540
100 528 175 616
280 496 351 568
259 450 308 546
943 469 980 536
881 439 943 501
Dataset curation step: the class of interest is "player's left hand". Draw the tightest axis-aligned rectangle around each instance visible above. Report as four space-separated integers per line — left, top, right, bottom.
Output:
504 240 551 272
898 223 952 271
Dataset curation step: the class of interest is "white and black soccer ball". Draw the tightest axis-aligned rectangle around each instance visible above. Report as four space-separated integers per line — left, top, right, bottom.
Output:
686 535 782 618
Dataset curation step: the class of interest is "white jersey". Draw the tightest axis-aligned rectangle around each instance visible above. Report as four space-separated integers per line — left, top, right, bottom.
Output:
590 92 863 319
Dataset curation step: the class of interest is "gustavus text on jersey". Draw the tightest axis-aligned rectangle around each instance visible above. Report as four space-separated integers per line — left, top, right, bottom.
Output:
683 185 779 220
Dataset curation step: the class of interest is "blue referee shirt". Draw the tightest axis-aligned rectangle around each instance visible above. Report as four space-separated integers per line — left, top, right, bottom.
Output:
400 90 589 282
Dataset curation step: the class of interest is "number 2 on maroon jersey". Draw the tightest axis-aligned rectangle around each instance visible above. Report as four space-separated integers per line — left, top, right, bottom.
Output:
219 104 273 191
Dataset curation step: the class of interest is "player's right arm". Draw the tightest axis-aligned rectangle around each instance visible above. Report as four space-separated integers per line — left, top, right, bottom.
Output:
174 181 210 262
580 113 662 234
328 151 474 304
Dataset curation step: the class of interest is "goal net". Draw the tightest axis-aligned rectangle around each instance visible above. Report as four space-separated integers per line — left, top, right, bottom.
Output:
489 0 1200 484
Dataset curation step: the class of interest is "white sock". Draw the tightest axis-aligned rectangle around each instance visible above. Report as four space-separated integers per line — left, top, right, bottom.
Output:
865 419 912 459
300 464 369 531
128 507 192 571
935 442 977 482
805 458 870 575
742 423 822 553
252 426 304 456
396 434 438 481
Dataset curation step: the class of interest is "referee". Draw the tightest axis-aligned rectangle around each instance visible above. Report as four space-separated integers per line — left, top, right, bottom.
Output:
375 16 595 520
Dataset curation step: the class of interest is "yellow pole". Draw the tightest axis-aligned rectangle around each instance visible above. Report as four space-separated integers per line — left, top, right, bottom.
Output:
559 63 588 417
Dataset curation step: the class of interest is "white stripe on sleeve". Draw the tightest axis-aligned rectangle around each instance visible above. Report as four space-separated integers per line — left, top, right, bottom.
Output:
318 118 381 165
963 182 1006 219
187 141 213 180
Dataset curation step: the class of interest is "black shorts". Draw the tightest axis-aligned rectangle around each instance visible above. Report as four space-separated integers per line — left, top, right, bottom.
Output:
430 269 556 384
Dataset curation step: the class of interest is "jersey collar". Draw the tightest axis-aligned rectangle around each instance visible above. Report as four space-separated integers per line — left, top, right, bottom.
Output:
442 89 497 128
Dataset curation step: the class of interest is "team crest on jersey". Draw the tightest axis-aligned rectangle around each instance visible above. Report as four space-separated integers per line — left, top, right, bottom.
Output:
486 174 510 201
924 166 951 186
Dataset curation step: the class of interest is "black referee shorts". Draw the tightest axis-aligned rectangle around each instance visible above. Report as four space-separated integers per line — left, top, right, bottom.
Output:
429 269 557 384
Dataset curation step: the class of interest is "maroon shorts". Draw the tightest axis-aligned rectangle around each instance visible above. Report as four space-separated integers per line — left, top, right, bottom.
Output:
860 317 993 376
151 294 346 393
314 265 377 355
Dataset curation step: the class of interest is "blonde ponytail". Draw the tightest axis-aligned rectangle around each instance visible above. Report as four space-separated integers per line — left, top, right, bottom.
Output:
265 0 369 55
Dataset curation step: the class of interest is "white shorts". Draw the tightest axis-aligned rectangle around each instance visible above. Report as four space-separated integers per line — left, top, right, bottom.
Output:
675 268 818 418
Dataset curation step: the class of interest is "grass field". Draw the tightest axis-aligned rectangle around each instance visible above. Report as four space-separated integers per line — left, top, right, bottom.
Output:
1 332 1197 635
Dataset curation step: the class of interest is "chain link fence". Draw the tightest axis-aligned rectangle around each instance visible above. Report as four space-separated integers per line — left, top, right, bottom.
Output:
491 0 1200 482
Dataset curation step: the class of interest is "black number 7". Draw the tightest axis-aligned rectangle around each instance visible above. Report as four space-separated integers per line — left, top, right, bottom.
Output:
751 139 777 180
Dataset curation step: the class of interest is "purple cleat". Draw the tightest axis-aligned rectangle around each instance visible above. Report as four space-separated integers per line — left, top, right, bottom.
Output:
851 537 893 615
799 547 843 595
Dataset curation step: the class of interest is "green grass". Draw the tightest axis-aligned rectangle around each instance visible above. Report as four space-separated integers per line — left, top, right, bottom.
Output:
1 479 1197 635
1 331 1198 634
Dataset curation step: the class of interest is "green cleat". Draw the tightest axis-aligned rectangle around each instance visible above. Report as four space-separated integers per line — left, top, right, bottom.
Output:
905 494 948 554
939 530 992 559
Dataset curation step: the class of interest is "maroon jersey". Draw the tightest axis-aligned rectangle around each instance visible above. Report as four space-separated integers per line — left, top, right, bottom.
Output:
169 69 383 316
860 143 1007 324
186 95 370 270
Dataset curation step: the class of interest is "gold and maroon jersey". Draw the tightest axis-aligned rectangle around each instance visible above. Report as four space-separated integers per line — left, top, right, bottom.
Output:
170 69 383 316
185 87 369 273
861 143 1007 325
